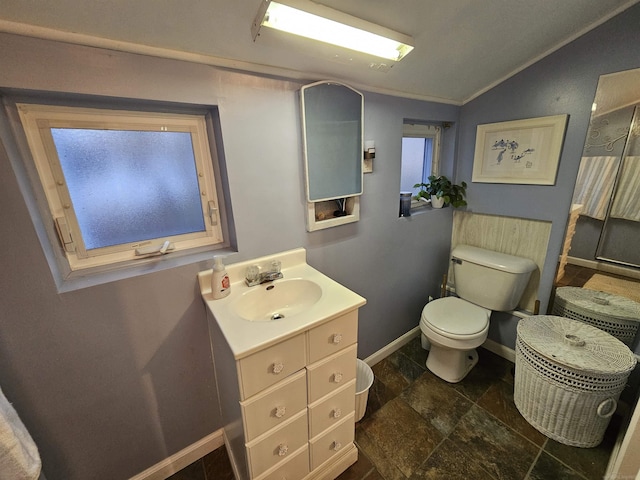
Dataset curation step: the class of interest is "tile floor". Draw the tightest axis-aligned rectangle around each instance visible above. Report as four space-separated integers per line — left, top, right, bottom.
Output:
168 336 623 480
555 264 603 289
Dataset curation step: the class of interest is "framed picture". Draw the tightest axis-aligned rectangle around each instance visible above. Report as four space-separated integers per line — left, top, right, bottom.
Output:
472 114 568 184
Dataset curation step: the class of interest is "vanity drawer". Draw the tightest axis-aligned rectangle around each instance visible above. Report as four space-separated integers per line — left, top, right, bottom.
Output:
307 344 357 403
254 445 309 480
308 379 356 438
241 370 307 442
246 409 308 479
307 310 358 364
238 333 307 400
309 412 355 470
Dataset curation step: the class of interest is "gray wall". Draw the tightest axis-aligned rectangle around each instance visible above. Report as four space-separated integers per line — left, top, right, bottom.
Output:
0 34 458 479
2 4 639 478
457 3 640 348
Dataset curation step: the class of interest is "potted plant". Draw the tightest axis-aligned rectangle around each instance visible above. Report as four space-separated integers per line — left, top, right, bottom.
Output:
414 175 468 208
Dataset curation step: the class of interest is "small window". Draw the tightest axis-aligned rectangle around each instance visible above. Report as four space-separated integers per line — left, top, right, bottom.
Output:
17 103 224 271
400 123 441 201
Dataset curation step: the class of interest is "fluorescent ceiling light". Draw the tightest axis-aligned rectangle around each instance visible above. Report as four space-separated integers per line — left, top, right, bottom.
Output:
252 0 414 62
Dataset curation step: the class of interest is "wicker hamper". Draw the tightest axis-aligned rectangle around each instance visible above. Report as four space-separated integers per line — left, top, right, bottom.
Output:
552 287 640 347
514 315 636 447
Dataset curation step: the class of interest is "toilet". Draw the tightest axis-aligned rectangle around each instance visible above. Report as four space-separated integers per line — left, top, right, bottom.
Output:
420 245 536 383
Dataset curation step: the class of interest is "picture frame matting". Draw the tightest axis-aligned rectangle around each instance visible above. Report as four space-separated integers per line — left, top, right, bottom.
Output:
472 114 568 185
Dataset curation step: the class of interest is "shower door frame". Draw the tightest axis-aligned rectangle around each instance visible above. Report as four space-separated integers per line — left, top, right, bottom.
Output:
595 105 640 268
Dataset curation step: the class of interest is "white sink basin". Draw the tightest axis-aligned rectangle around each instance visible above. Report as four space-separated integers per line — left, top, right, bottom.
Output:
230 278 322 322
198 248 366 358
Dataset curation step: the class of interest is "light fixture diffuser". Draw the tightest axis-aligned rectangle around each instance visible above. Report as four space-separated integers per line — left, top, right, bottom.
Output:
252 0 414 62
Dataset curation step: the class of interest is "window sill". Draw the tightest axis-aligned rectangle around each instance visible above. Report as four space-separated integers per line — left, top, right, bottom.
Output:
54 246 238 293
398 200 451 218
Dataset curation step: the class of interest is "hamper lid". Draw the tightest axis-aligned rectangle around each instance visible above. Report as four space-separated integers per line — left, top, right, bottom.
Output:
555 287 640 321
517 315 636 374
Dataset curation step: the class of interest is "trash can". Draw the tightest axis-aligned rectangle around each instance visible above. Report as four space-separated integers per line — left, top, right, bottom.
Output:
355 359 374 422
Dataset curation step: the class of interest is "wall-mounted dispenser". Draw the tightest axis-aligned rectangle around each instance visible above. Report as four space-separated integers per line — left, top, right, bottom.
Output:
364 140 375 173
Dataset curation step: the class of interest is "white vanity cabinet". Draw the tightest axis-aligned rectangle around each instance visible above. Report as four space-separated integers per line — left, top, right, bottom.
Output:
208 308 361 480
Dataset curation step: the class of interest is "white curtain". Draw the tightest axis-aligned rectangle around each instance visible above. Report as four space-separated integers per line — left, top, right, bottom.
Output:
572 156 619 220
0 387 41 480
610 156 640 221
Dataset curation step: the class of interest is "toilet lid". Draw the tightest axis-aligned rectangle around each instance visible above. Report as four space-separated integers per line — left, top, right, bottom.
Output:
422 297 489 335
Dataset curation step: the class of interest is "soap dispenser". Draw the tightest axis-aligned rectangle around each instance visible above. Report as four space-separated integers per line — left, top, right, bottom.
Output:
211 256 230 299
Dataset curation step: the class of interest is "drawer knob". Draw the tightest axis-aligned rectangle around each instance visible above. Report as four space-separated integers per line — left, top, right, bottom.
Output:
275 405 287 418
332 408 342 419
332 333 343 344
332 372 343 383
278 443 289 457
333 441 342 451
272 362 284 374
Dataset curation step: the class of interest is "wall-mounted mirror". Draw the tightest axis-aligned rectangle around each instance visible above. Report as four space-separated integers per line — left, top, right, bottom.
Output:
555 69 640 480
300 81 364 231
561 68 640 276
301 81 363 203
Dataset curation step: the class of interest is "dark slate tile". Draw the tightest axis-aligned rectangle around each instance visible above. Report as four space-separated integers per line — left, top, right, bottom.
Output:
450 348 512 401
363 470 385 480
355 427 406 480
202 446 234 480
398 336 429 371
408 438 495 480
477 347 514 385
387 349 427 384
448 405 539 480
358 397 444 478
477 380 547 446
371 357 411 396
528 452 587 480
359 375 396 421
543 411 622 479
400 370 473 436
336 448 375 480
166 459 204 480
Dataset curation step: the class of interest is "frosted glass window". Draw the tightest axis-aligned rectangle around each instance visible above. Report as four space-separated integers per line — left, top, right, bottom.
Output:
51 129 205 250
17 103 225 271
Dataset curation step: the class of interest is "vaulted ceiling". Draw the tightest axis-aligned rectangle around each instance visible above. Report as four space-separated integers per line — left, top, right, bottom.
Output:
0 0 637 104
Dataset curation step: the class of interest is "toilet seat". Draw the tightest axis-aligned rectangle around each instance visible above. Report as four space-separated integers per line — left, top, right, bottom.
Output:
421 297 489 337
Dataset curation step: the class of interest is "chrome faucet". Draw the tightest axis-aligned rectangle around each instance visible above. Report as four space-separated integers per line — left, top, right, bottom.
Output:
245 260 283 286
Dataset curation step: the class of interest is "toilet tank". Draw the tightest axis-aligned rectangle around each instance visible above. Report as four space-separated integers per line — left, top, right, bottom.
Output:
452 245 536 311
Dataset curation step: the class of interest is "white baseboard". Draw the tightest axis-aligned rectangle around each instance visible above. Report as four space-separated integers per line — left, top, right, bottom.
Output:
129 429 224 480
362 327 516 366
363 326 421 367
482 338 515 363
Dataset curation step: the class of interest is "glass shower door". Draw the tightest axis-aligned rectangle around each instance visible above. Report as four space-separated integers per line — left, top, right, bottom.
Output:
596 105 640 267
